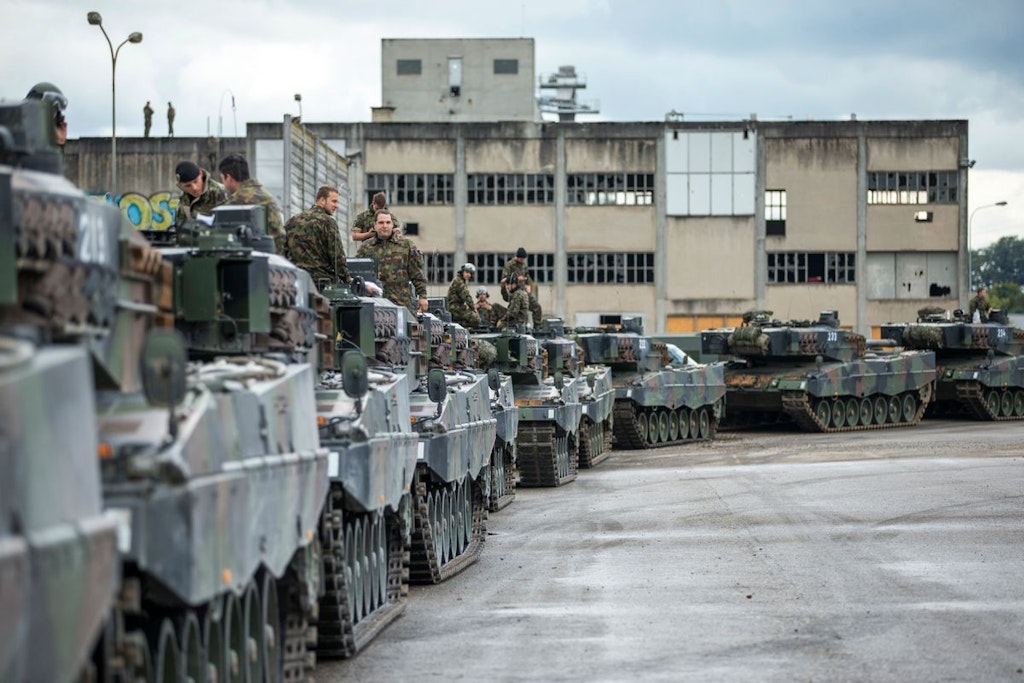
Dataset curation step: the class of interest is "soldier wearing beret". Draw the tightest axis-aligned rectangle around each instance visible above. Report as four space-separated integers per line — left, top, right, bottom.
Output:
356 209 427 313
218 153 285 251
283 185 349 286
173 160 227 226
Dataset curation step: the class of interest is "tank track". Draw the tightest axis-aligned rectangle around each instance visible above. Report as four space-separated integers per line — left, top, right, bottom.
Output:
409 472 486 584
951 381 1024 421
578 415 612 468
517 422 578 487
316 484 409 658
612 399 717 449
488 441 517 511
781 386 931 432
283 578 317 681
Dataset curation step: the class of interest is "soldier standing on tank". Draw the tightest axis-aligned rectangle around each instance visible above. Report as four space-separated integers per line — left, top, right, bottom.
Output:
173 160 227 225
218 153 285 251
356 209 427 313
500 247 543 325
167 102 175 137
352 191 400 242
969 286 992 323
283 185 350 286
446 263 481 328
501 274 531 329
143 100 153 138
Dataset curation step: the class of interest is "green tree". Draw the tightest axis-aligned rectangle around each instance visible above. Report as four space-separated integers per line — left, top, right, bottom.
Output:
972 236 1024 288
988 281 1024 314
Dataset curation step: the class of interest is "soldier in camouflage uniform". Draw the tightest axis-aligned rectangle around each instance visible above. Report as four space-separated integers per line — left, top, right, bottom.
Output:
283 185 349 285
352 191 400 242
501 274 531 329
446 262 481 328
356 209 427 313
475 286 506 328
969 286 992 322
173 160 227 226
218 153 285 251
500 246 543 325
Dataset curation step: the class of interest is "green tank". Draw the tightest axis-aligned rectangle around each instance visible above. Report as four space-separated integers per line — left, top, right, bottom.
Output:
881 308 1024 420
702 310 936 432
575 318 727 448
0 98 121 683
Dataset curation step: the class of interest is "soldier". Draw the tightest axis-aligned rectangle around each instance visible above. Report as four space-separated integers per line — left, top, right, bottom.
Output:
167 101 175 137
446 263 480 328
356 209 427 313
283 185 349 285
217 153 285 251
500 246 543 325
475 286 506 328
352 191 400 242
173 160 227 225
969 286 992 322
25 81 68 147
143 100 153 138
501 274 531 329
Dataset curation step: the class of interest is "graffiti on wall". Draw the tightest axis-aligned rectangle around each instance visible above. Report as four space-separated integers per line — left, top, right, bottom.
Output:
89 191 180 230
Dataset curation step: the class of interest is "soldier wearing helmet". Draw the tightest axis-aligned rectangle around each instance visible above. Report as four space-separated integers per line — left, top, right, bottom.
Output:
25 82 68 147
474 285 507 329
446 262 481 328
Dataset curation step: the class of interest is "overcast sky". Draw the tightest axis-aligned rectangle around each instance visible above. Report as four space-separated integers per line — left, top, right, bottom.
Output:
2 0 1021 246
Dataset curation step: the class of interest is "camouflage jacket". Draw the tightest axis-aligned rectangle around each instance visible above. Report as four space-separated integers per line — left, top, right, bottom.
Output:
477 301 506 328
283 204 349 285
504 288 531 327
352 207 400 234
969 294 992 320
356 233 426 311
227 179 285 250
446 275 480 328
175 169 227 224
500 259 533 301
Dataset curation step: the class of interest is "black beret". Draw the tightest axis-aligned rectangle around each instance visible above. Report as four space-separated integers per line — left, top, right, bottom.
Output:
175 161 201 183
516 247 527 258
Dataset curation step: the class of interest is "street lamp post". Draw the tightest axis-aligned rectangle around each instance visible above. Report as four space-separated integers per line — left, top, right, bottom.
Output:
967 201 1009 291
87 11 142 196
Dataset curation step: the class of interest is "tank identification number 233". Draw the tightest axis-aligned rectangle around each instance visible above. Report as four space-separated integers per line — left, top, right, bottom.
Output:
826 331 838 342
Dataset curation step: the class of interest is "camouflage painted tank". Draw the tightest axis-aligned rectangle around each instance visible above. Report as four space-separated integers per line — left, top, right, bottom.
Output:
0 98 121 683
312 281 419 657
102 210 331 681
575 318 726 448
881 308 1024 420
701 311 936 432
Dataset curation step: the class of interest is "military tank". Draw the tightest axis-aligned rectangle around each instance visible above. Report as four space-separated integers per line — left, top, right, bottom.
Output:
312 280 419 657
0 96 122 683
881 308 1024 420
574 318 727 448
701 311 936 432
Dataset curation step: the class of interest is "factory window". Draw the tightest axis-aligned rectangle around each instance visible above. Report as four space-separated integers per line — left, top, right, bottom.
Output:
567 252 655 284
366 173 454 205
396 59 422 76
467 174 554 204
494 59 519 75
468 252 555 285
867 171 957 204
767 252 856 284
422 252 454 284
566 173 654 206
765 190 786 236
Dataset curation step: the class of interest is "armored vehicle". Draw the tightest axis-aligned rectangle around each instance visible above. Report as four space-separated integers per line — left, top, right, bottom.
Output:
313 281 419 657
702 311 936 432
881 308 1024 420
574 318 727 448
0 97 121 683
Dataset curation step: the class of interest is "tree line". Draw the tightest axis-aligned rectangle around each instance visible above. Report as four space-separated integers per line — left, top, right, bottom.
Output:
971 236 1024 313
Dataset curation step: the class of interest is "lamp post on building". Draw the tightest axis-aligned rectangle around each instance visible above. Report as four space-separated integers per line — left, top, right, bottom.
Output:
968 201 1008 289
87 11 143 196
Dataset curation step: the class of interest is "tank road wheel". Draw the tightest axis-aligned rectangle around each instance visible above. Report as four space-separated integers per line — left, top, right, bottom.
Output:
442 486 454 565
636 411 649 444
373 511 387 610
361 516 374 617
1000 390 1014 417
151 618 181 683
349 519 365 621
887 396 902 424
900 392 918 423
453 480 466 557
243 580 265 683
688 408 700 441
645 411 659 446
202 599 226 683
814 398 831 427
677 407 690 440
668 409 680 441
698 407 711 439
177 610 203 683
428 491 443 568
658 410 670 443
872 396 888 425
462 478 473 549
224 592 245 683
260 573 282 681
1014 390 1024 417
986 390 1000 416
845 399 860 427
830 398 846 429
857 398 873 427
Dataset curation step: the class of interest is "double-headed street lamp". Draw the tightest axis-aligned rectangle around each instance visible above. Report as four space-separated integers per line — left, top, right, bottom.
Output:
967 200 1009 291
87 11 142 196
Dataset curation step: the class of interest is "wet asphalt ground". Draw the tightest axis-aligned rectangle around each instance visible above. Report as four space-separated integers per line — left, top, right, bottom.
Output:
319 419 1024 682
